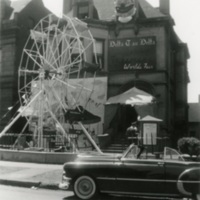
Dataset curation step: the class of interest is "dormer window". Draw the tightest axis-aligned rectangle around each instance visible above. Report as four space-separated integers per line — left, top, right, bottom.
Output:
77 2 89 19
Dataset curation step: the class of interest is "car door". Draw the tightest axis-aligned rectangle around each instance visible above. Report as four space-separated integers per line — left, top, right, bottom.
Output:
114 155 166 196
162 147 189 196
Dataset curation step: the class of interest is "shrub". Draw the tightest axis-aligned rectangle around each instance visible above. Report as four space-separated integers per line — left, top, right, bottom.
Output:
178 137 200 158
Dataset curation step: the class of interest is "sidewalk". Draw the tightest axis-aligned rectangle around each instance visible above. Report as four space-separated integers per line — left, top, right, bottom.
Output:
0 160 63 190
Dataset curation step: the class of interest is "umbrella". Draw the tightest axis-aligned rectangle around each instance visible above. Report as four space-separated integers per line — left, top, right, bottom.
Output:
106 87 154 106
64 106 101 124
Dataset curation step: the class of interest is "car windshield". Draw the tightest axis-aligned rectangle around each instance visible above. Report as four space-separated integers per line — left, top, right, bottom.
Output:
122 144 141 159
163 147 185 161
122 145 185 161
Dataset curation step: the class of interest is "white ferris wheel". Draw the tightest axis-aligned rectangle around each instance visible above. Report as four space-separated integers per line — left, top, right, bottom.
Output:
0 14 102 153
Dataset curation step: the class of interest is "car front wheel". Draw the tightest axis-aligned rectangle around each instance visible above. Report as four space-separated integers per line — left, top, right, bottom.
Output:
194 194 200 200
74 176 97 200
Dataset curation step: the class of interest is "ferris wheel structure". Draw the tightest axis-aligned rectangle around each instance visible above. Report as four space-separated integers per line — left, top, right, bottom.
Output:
0 14 102 153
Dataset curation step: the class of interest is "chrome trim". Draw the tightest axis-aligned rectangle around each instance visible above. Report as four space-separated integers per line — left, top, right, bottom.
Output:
179 180 200 184
177 180 192 196
100 190 181 197
97 177 180 183
97 177 115 181
116 178 166 182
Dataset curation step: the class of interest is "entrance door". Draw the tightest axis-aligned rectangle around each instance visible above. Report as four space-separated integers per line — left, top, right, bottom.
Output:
118 105 138 134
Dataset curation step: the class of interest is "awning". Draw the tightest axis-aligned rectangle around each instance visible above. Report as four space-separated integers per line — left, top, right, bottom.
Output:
106 87 154 106
64 106 101 124
138 115 163 122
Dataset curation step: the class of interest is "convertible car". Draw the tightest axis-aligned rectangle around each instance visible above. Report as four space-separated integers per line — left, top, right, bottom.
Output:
59 144 200 200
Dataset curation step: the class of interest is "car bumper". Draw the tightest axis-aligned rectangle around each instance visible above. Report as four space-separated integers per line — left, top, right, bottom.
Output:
59 174 72 190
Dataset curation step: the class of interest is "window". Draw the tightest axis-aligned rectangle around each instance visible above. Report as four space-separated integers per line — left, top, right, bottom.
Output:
77 2 89 19
93 39 104 70
70 38 83 70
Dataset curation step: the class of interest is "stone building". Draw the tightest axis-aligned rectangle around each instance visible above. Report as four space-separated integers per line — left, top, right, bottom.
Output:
0 0 51 131
188 95 200 139
0 0 190 150
63 0 190 147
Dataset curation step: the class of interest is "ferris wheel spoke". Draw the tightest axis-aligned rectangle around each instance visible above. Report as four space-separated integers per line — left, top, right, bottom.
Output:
46 38 62 70
24 49 44 70
19 69 40 75
49 36 70 69
58 35 71 68
19 75 39 92
44 86 68 111
46 19 63 69
43 35 59 71
53 77 76 89
30 31 46 62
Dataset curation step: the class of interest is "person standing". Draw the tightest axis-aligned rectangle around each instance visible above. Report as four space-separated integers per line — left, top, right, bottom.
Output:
125 122 138 145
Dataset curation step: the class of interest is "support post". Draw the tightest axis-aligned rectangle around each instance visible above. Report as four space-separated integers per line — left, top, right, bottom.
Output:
78 122 103 154
0 91 42 138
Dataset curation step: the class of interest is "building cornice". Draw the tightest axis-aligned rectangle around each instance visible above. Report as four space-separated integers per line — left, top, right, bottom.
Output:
83 16 174 29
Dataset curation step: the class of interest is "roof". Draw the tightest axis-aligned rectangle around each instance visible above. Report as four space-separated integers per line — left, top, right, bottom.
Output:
93 0 115 21
10 0 32 19
189 101 200 122
93 0 166 21
139 115 163 122
138 0 165 18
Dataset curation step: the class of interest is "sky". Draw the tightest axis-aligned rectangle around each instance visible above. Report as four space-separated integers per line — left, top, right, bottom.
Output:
11 0 200 103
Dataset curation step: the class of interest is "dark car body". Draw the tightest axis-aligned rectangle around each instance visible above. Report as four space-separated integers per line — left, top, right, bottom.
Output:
59 145 200 200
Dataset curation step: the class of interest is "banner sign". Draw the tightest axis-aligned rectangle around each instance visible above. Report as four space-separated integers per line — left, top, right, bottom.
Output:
143 123 157 145
108 36 156 71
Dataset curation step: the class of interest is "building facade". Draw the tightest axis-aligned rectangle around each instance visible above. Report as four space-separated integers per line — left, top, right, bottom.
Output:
0 0 190 150
63 0 190 147
188 95 200 139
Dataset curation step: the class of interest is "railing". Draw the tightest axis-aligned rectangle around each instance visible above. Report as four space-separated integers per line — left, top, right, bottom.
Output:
0 133 72 152
126 136 170 153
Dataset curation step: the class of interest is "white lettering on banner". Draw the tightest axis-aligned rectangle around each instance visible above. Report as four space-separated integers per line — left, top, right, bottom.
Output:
125 40 131 47
144 63 153 69
124 63 142 70
140 38 156 46
124 63 154 70
109 40 124 47
109 37 155 48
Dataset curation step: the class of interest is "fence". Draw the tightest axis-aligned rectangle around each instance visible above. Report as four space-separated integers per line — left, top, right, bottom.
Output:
0 132 71 152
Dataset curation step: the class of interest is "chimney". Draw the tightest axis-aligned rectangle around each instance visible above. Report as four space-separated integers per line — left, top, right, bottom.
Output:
159 0 170 15
63 0 73 15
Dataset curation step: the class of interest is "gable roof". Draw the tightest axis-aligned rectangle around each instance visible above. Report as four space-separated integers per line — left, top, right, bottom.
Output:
93 0 115 21
138 0 165 18
93 0 166 21
10 0 32 19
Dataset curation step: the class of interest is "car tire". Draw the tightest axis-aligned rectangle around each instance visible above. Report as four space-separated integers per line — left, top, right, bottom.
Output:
74 175 97 200
194 194 200 200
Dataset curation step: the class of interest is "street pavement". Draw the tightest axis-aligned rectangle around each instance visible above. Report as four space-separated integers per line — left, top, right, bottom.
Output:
0 160 63 190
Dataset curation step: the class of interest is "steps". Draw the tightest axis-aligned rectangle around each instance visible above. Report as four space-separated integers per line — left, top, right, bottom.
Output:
101 138 129 154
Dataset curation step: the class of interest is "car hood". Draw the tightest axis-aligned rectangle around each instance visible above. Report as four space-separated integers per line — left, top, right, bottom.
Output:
63 152 122 166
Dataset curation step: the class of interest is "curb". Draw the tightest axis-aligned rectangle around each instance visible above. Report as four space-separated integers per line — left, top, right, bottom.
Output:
39 182 60 190
0 179 60 190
